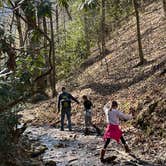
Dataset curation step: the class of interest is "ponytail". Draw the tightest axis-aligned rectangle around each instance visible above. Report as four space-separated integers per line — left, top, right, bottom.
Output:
110 101 118 111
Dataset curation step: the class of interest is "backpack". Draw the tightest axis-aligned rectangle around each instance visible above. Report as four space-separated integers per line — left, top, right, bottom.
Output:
61 93 71 108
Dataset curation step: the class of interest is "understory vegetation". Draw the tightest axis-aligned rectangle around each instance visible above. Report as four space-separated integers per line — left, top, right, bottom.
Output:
0 0 165 165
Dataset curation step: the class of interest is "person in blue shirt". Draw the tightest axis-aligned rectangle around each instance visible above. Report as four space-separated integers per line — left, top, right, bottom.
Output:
57 87 79 131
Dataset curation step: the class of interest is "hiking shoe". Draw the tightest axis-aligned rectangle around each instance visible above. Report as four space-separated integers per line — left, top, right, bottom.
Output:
124 144 131 153
100 149 106 163
84 128 90 135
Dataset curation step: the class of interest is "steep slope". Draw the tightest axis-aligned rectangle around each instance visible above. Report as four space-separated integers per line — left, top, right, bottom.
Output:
67 1 166 126
20 1 166 165
20 0 166 136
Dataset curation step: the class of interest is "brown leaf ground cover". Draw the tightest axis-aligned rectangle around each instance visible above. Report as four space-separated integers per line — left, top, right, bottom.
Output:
20 1 166 165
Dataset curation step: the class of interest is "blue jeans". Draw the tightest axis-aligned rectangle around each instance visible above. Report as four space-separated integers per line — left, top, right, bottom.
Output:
61 108 71 130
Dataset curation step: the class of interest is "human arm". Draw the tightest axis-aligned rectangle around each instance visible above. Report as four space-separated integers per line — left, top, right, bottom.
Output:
57 94 61 113
117 110 132 121
89 100 93 108
69 94 79 104
103 103 111 112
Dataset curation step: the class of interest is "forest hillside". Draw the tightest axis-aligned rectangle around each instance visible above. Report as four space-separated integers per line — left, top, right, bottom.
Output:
0 0 165 166
23 1 166 133
18 1 166 165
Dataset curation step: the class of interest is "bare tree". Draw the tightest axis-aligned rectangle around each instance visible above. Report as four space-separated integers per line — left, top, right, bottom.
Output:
163 0 166 17
55 6 59 43
50 12 57 97
14 5 24 47
83 12 90 57
133 0 146 65
101 0 106 57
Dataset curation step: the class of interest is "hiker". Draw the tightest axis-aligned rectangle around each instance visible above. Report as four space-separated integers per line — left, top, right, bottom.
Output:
100 101 134 162
57 87 79 131
82 95 101 135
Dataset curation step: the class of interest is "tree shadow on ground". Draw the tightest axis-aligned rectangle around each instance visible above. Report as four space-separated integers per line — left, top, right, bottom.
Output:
132 53 165 68
80 49 111 70
78 23 164 77
103 153 159 166
81 58 166 96
123 153 159 166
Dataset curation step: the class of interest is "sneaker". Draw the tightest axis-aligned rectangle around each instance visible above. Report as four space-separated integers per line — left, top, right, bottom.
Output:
60 128 64 131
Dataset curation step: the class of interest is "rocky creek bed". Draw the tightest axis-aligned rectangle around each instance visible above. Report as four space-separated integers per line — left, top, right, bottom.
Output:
23 125 166 166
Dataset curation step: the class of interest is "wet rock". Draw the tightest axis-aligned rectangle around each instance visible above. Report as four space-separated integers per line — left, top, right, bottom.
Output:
45 160 56 166
22 159 43 166
31 145 48 158
54 143 67 148
73 134 77 139
103 156 117 164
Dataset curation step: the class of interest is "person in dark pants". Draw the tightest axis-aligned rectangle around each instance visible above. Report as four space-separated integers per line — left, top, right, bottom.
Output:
82 95 101 135
57 87 79 131
100 101 134 162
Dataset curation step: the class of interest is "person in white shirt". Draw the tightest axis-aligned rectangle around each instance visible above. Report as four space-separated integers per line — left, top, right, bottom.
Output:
100 101 134 163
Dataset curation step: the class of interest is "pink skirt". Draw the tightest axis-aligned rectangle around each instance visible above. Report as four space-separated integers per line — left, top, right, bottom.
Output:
103 124 122 143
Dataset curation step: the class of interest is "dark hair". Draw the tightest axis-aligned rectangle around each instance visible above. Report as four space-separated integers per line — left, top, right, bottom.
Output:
112 101 118 108
62 87 66 91
82 95 87 100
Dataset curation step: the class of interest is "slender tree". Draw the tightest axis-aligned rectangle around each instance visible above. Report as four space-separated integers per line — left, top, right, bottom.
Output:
101 0 106 57
15 1 24 47
163 0 166 17
83 12 90 57
79 0 98 58
55 6 59 43
50 12 57 97
133 0 146 65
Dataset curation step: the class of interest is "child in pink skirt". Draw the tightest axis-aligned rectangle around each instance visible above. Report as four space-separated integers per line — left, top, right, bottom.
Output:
100 101 134 162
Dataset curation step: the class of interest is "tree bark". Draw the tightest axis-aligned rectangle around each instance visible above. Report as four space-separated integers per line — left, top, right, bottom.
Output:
133 0 146 65
101 0 106 57
50 13 57 97
163 0 166 17
43 16 49 87
83 12 90 57
14 3 24 47
55 6 59 43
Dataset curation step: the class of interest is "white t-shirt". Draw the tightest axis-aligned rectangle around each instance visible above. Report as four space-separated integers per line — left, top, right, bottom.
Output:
103 104 132 125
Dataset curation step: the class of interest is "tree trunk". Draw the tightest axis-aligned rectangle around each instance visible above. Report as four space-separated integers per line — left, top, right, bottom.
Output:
55 6 59 43
43 16 49 87
50 13 57 97
83 12 90 58
133 0 146 65
43 17 47 48
163 0 166 17
101 0 106 57
15 5 24 47
63 10 67 49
